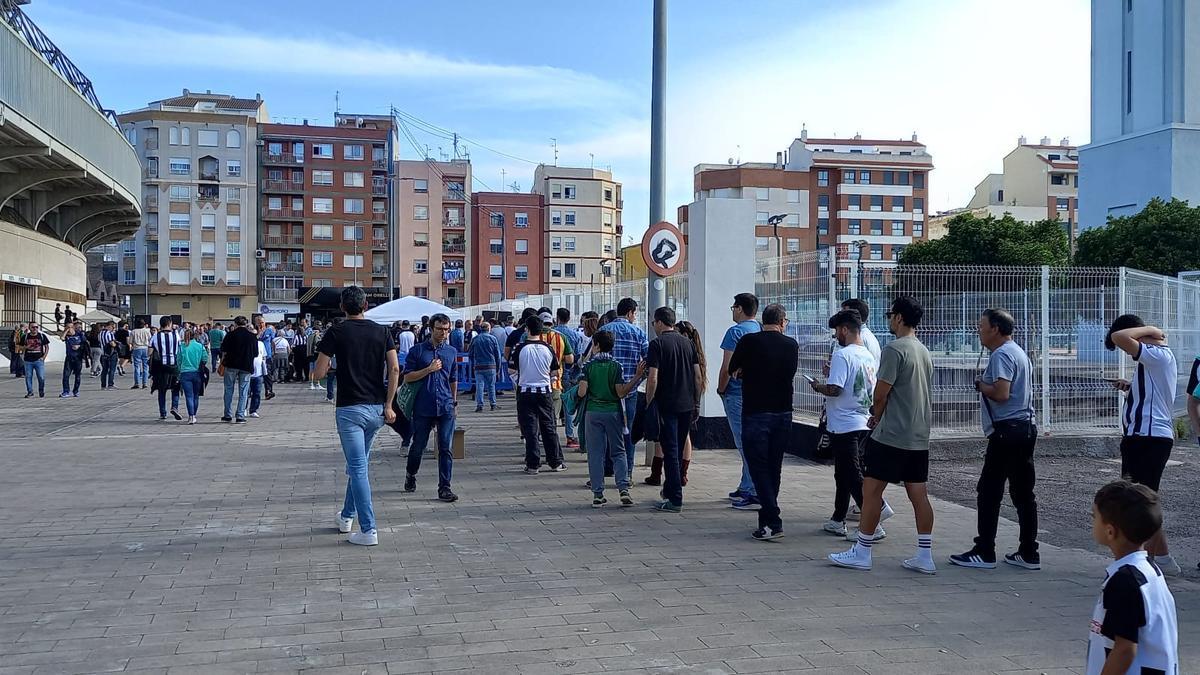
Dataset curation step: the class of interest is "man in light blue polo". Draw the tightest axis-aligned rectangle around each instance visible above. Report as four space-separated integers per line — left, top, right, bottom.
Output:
719 292 761 510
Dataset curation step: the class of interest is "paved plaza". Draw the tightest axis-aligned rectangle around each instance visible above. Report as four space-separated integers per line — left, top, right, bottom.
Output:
0 365 1197 674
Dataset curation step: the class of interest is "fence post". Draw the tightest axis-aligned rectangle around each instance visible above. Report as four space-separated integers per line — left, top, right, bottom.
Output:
1040 265 1051 430
1118 267 1127 387
827 245 838 316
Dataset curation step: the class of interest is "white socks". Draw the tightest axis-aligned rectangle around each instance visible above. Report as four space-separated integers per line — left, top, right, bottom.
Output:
917 534 933 561
854 531 875 558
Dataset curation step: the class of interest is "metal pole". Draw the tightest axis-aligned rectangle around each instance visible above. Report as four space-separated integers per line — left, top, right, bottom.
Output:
144 239 149 317
646 0 667 331
1040 265 1051 430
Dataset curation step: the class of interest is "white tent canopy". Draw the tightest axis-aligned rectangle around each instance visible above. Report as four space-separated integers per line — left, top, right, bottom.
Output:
78 309 119 323
363 296 462 325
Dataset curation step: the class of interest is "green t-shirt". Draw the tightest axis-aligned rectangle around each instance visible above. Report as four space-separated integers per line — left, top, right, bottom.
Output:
870 335 933 451
581 357 624 413
178 341 209 373
208 329 225 348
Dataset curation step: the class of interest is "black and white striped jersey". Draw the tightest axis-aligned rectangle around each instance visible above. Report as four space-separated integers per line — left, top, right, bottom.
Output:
1123 344 1177 439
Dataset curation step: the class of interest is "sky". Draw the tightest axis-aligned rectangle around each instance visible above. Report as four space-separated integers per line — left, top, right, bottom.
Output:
29 0 1090 246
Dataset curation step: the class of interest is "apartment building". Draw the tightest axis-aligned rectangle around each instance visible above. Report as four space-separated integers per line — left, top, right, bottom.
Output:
394 159 472 308
117 89 266 320
257 118 395 308
684 130 933 271
471 192 546 302
966 136 1078 238
531 166 622 293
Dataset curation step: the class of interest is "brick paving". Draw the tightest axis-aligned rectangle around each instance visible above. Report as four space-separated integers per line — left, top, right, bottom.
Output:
0 365 1196 674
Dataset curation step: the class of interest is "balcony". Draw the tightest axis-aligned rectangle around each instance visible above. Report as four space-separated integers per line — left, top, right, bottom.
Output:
371 211 387 223
143 138 158 152
262 153 304 165
145 224 158 236
371 265 387 275
371 237 387 248
199 171 219 182
143 166 158 180
262 179 305 193
260 288 300 302
444 190 466 202
372 159 387 170
144 195 158 210
444 296 465 308
372 185 387 196
262 261 303 273
262 207 303 220
443 217 464 228
617 199 624 209
261 234 304 247
442 241 466 254
413 239 429 248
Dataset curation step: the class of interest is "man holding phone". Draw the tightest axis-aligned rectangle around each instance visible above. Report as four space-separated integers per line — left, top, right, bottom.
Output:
404 313 461 503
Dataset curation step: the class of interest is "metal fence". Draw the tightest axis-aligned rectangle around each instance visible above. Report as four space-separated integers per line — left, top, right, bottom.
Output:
756 246 1200 438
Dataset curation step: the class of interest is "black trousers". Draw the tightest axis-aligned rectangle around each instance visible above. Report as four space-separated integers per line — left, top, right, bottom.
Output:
62 356 82 394
517 391 562 469
975 423 1039 556
292 344 309 381
744 411 792 530
830 430 868 522
658 410 692 506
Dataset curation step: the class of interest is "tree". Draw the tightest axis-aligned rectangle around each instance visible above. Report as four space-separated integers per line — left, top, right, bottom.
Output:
1075 198 1200 276
898 212 1071 267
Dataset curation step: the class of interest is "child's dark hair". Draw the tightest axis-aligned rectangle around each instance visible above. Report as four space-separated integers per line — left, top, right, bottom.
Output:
1104 313 1145 351
592 329 614 353
1094 480 1163 545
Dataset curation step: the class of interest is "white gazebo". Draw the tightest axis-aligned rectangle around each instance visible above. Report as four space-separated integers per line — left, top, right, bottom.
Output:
362 296 463 325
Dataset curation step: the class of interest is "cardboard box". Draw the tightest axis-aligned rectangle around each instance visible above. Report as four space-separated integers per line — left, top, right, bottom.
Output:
452 428 467 460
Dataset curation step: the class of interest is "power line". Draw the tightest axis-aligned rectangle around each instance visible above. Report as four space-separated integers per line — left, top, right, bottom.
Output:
392 106 542 166
394 117 511 225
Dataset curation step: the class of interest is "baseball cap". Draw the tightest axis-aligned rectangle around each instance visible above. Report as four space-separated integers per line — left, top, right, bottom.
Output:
539 311 554 323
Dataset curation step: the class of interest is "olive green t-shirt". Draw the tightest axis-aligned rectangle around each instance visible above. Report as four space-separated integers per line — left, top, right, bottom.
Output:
581 357 624 413
870 335 933 451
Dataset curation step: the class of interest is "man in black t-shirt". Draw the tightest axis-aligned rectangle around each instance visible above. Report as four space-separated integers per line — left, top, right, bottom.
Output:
219 316 258 422
645 307 701 513
314 286 400 547
729 303 798 541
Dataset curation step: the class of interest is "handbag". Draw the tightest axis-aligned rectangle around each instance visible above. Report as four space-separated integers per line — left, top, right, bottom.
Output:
395 380 422 420
812 410 834 462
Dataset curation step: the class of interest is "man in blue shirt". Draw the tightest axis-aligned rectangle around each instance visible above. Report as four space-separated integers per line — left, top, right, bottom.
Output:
553 307 584 448
404 313 460 502
719 292 762 509
598 298 649 478
468 321 504 412
450 320 466 352
254 316 276 400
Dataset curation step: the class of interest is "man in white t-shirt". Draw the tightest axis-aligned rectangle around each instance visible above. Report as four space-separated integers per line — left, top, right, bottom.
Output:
841 298 881 362
811 308 891 537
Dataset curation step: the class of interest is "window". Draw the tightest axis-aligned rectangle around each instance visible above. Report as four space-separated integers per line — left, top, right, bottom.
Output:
343 198 364 214
268 168 284 182
308 278 331 288
123 270 136 284
755 187 770 200
200 241 216 258
871 195 884 210
224 297 240 310
786 238 800 253
515 212 529 227
551 236 562 252
489 213 503 227
818 194 829 208
168 127 179 145
564 184 577 200
786 214 800 226
515 265 529 280
146 157 158 178
849 194 861 210
562 236 575 252
848 219 861 235
201 213 215 230
883 171 895 185
169 239 190 256
312 251 333 267
412 179 428 193
604 239 613 253
312 170 333 186
870 244 883 260
892 196 906 211
267 196 284 212
564 211 576 226
168 269 189 285
564 263 577 278
413 259 428 274
223 242 239 258
755 236 770 251
1057 197 1070 211
343 144 364 160
914 172 925 189
227 187 241 202
551 263 562 278
551 210 562 226
343 254 363 269
1051 173 1068 186
870 221 883 235
373 200 386 214
412 286 428 298
551 184 562 199
291 197 305 212
121 241 136 257
313 143 333 158
818 218 829 235
169 185 190 201
197 129 219 147
489 239 503 254
169 214 190 230
343 224 363 241
180 128 190 145
225 160 241 177
515 239 529 254
604 188 613 202
225 129 241 148
891 220 905 236
488 264 502 279
169 158 190 175
842 170 856 184
998 189 1006 203
343 171 364 187
411 232 429 247
913 221 924 237
756 211 769 225
914 197 925 213
445 208 460 226
817 171 829 187
897 171 910 186
786 189 800 203
413 205 429 220
226 270 241 286
859 170 871 184
312 198 333 214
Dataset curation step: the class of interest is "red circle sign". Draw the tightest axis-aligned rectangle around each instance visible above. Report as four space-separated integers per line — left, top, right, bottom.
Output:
641 221 686 275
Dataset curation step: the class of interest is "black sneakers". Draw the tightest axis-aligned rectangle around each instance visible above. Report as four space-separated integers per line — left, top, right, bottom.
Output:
1003 551 1041 570
948 548 997 569
752 526 784 541
438 488 458 503
404 474 416 492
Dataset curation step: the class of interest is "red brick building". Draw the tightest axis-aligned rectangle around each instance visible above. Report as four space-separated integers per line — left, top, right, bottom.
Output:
471 192 546 302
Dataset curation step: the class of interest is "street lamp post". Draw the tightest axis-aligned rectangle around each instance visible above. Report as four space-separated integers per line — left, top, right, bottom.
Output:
767 214 786 283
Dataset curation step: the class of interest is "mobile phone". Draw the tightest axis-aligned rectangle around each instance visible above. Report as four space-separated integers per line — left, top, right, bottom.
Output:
801 374 816 384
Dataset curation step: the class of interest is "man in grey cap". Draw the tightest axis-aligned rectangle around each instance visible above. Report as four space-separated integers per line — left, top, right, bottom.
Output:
537 309 574 445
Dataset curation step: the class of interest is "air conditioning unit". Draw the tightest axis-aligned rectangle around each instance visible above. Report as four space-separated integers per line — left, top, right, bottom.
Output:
255 249 266 259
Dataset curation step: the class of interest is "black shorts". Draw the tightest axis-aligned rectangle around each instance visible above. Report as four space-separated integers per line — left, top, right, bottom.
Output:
862 437 929 484
1119 436 1173 492
1187 358 1200 398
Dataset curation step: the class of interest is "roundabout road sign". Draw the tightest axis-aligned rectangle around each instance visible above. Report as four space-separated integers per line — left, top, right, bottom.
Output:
641 221 686 276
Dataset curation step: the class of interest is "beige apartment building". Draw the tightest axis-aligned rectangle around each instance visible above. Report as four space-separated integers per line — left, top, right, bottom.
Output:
117 90 266 320
966 136 1079 239
394 159 472 308
531 166 622 293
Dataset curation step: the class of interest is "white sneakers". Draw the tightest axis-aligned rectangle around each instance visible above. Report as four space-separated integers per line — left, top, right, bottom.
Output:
249 412 260 418
309 383 317 390
822 520 847 536
187 416 196 425
829 546 872 571
880 501 896 522
348 530 378 546
902 556 937 575
846 526 886 542
336 513 353 533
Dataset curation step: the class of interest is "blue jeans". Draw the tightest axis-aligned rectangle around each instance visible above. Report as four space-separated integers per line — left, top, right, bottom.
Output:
722 391 756 495
158 374 180 417
336 404 385 533
563 397 577 441
621 394 638 477
325 373 336 401
743 411 792 530
132 348 149 387
249 377 261 414
101 353 117 388
24 358 45 395
222 368 251 419
62 356 82 395
179 370 202 416
408 410 455 489
474 368 497 407
586 410 629 494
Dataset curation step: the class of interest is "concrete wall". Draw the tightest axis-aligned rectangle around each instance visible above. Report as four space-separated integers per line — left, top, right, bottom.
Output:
1079 126 1200 228
0 219 87 310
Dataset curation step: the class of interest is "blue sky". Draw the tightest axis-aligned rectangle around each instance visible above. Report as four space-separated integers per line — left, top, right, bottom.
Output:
30 0 1090 244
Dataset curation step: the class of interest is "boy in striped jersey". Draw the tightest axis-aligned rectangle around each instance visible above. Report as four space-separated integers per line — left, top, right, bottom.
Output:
1106 314 1181 576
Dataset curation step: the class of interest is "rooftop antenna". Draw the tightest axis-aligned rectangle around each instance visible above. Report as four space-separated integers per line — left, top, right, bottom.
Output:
452 132 459 159
424 145 431 160
335 90 340 114
501 168 506 187
551 138 558 166
509 181 521 192
590 153 594 169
